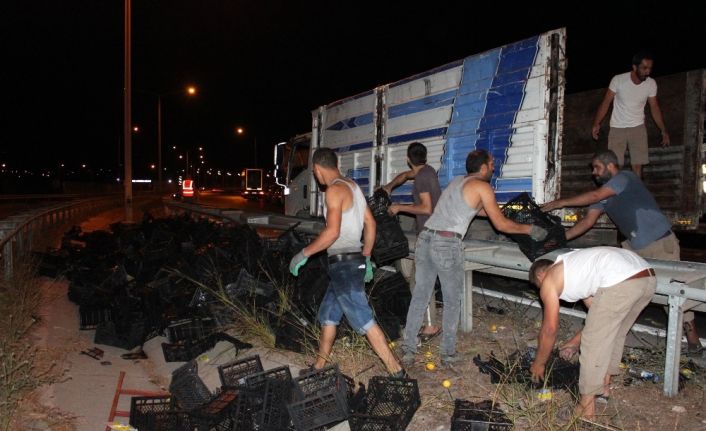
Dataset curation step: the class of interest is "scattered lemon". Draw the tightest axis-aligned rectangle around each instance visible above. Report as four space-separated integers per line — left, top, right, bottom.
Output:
489 324 497 333
425 362 436 371
424 351 433 358
442 379 452 388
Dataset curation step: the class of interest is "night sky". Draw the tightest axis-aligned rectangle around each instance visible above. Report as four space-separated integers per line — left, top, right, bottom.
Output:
3 0 706 178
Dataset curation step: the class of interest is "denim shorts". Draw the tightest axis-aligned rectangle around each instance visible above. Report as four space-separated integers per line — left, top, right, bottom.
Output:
318 256 375 335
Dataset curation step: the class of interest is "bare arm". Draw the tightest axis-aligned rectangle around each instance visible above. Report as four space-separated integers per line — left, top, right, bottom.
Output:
648 96 670 147
390 192 432 216
592 89 615 140
564 208 602 240
542 186 616 212
362 206 376 257
474 181 532 235
302 184 344 256
382 170 413 194
531 280 561 381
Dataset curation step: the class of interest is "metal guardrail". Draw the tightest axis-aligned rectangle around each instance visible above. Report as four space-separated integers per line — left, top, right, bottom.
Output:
0 196 124 278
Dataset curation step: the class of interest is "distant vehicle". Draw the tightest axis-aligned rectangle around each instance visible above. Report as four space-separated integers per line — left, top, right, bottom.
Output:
242 168 264 200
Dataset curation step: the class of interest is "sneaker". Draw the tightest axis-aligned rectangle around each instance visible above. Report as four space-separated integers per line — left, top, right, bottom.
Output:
390 369 409 379
401 351 416 367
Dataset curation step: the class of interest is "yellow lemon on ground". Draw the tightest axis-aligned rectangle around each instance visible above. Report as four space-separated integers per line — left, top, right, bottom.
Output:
489 324 497 333
424 351 433 358
442 379 452 388
425 362 436 371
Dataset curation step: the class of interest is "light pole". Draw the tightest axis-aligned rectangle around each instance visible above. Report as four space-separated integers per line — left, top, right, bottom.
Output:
156 85 196 191
236 126 258 167
123 0 133 222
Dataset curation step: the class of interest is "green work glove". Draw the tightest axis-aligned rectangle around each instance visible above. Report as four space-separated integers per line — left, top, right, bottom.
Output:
364 256 374 283
289 250 308 276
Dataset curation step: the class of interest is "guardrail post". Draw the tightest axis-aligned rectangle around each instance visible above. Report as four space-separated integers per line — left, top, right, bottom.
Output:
3 236 13 279
664 293 686 396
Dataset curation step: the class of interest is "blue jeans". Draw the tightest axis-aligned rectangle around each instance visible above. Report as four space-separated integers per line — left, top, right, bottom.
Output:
318 256 376 335
403 229 464 356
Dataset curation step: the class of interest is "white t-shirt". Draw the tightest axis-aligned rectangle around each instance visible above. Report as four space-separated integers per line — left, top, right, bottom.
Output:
556 247 650 303
608 71 657 128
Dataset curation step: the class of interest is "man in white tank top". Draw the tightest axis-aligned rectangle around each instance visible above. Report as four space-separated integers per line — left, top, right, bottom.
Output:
528 247 656 419
289 148 406 377
591 51 670 178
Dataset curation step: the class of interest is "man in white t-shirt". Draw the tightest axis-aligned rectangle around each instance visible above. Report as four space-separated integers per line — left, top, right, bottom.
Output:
591 51 670 178
528 247 656 419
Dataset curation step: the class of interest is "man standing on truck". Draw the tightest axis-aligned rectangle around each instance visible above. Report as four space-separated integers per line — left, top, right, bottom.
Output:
401 149 547 366
591 50 670 178
528 247 656 419
542 150 703 356
289 148 406 377
382 142 442 341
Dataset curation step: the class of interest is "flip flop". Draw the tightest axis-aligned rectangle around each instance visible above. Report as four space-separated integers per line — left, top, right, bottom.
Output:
418 328 442 343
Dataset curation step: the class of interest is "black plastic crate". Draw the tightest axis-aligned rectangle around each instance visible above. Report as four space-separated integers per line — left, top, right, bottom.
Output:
501 192 566 261
218 354 264 387
288 365 351 431
190 387 241 431
94 318 146 350
161 335 217 363
256 378 293 430
129 395 175 430
350 376 420 431
79 306 112 330
143 411 193 431
169 360 213 411
225 268 275 299
366 188 393 218
165 317 216 343
245 366 293 412
451 399 512 431
370 218 410 266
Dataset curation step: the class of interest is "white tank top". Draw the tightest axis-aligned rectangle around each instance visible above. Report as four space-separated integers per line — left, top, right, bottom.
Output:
324 178 365 255
556 247 650 303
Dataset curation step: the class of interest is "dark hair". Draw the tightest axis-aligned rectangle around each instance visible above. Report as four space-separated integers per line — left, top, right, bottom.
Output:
465 149 491 174
632 50 653 67
407 142 427 166
528 259 553 285
312 147 338 169
592 150 619 168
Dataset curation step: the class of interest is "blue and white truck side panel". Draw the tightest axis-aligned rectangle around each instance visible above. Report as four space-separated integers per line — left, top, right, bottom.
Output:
310 28 565 216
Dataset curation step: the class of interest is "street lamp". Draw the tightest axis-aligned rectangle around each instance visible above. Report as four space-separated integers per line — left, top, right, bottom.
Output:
235 126 258 167
157 85 197 190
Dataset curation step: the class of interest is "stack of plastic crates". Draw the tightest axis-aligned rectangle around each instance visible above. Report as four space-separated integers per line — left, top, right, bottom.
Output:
501 192 566 261
450 399 512 431
366 189 410 266
161 317 218 362
349 376 421 431
287 364 353 431
78 305 112 330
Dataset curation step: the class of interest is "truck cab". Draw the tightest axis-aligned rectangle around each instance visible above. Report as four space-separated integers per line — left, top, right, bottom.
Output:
274 133 312 216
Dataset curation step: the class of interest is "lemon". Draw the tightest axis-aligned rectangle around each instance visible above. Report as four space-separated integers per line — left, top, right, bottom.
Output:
424 351 433 358
425 362 436 371
442 379 452 388
489 324 498 333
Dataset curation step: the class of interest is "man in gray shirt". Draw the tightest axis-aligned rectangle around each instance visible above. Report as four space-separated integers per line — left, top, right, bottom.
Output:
401 149 546 366
383 142 442 339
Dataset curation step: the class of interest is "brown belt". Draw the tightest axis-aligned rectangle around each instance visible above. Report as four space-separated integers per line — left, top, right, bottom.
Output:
625 268 656 281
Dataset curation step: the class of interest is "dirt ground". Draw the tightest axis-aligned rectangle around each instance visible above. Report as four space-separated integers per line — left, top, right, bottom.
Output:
17 202 706 431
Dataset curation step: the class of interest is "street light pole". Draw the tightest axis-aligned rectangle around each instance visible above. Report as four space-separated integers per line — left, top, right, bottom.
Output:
123 0 133 222
157 95 162 191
